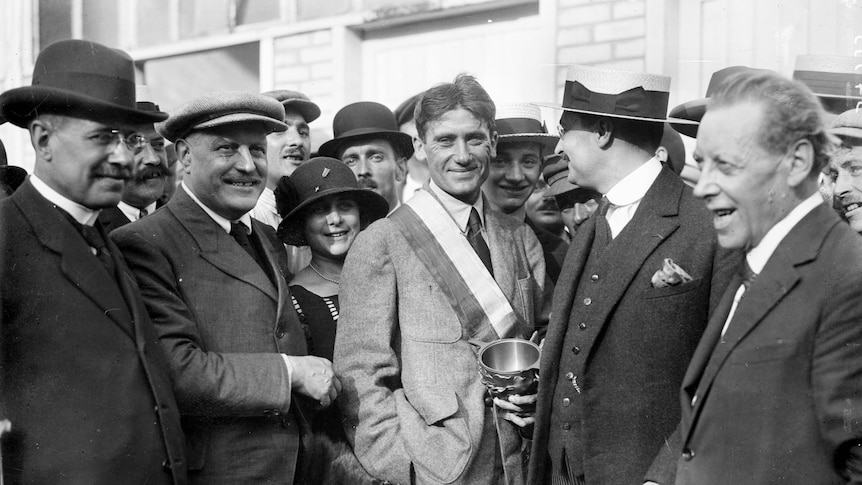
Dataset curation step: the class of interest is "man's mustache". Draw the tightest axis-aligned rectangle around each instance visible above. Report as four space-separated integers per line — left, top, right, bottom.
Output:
134 165 169 182
357 177 377 189
93 164 132 180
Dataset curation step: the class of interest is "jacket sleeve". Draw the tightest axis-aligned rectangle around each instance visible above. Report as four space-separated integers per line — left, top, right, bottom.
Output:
334 224 412 485
522 224 552 336
111 227 293 417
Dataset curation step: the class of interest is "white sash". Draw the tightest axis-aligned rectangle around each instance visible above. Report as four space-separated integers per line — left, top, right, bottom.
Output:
404 190 517 339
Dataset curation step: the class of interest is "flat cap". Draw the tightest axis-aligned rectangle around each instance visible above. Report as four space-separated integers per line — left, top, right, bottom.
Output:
261 89 321 123
831 108 862 142
156 91 287 142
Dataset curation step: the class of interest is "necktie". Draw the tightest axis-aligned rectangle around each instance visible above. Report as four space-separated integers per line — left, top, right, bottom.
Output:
230 221 270 276
593 196 613 252
741 260 757 291
79 223 116 276
139 208 148 219
467 207 494 276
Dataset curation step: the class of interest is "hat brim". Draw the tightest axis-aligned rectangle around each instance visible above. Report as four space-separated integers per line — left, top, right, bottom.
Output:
0 85 169 128
831 126 862 141
318 130 414 159
534 101 696 125
497 133 559 151
0 166 27 191
666 98 707 138
282 99 321 123
276 187 390 246
159 112 288 142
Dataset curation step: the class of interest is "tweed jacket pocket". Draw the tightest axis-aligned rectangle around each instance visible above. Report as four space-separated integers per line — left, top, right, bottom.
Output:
642 277 704 299
729 339 799 364
396 385 472 482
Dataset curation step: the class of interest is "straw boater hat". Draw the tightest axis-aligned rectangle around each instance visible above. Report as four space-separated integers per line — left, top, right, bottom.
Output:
261 89 321 123
667 66 771 138
317 102 414 159
538 65 692 126
0 39 168 128
156 91 287 143
275 157 389 246
793 55 862 115
495 103 559 153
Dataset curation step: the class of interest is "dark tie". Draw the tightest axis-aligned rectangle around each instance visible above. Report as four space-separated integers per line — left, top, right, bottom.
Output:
741 260 757 291
593 196 613 252
467 207 494 276
139 207 148 218
57 208 117 276
230 221 269 276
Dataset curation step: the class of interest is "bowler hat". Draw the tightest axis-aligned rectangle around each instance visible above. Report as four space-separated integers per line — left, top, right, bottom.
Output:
668 66 772 138
262 89 321 123
156 91 287 142
0 40 168 128
830 108 862 142
317 102 414 159
793 55 862 114
537 65 692 126
496 103 558 153
275 157 389 246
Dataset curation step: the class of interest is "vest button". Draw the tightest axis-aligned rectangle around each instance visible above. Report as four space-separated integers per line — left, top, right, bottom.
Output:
572 346 581 355
565 371 574 380
591 274 599 281
562 397 571 407
562 422 571 431
276 327 285 338
578 322 587 330
583 298 592 306
682 448 695 461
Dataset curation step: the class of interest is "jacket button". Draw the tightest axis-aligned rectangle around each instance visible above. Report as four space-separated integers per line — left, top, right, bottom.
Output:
583 298 592 306
276 327 285 338
162 459 171 470
572 346 581 355
591 274 599 281
682 448 695 461
562 398 571 407
565 372 574 380
562 423 571 431
578 322 587 330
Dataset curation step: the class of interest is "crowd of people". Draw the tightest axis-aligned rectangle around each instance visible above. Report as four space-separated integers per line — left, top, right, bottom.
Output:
1 37 862 485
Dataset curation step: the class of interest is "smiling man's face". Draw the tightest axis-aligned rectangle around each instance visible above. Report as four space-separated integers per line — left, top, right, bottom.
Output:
829 143 862 233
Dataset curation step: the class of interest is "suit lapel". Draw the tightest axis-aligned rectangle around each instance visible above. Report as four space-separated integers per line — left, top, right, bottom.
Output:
169 188 278 302
14 181 136 337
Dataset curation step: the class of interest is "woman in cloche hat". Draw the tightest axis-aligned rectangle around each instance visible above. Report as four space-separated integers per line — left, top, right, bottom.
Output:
275 157 388 440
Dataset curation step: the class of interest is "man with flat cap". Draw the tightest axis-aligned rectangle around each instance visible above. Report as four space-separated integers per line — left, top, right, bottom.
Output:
318 101 410 212
827 109 862 233
0 39 186 484
481 102 567 284
527 65 738 485
98 85 170 232
111 91 340 484
675 68 862 485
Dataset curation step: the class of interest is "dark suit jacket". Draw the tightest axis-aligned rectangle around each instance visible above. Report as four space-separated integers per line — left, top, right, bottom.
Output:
676 203 862 484
0 180 186 484
526 218 569 285
111 187 309 484
98 205 132 233
528 168 738 485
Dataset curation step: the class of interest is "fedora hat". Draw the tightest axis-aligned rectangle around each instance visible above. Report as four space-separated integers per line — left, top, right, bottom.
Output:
542 153 600 205
317 102 414 159
275 157 389 246
496 103 559 152
261 89 321 123
668 66 772 138
156 91 287 142
538 65 690 125
793 55 862 114
0 40 168 128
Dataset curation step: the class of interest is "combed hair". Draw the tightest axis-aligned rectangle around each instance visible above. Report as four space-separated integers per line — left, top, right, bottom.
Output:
708 70 834 174
415 73 496 140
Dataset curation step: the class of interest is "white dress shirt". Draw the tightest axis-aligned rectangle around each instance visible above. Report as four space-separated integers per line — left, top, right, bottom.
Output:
250 187 280 230
30 174 100 226
118 201 156 222
604 156 663 238
428 179 488 244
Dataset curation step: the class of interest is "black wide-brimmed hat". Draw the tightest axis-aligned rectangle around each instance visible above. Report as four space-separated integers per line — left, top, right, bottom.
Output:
317 102 414 159
538 65 693 126
496 103 559 153
275 157 389 246
668 66 771 138
0 40 168 128
261 89 321 123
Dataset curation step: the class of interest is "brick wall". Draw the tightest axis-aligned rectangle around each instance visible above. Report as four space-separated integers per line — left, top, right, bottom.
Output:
555 0 647 92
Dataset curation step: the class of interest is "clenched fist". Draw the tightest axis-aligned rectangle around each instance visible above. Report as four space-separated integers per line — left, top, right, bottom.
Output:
287 355 342 408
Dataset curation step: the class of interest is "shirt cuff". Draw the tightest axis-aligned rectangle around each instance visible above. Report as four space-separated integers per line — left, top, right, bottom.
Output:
281 354 293 392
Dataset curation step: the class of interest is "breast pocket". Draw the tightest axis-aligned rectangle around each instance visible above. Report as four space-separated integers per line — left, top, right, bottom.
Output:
729 339 799 365
643 277 704 300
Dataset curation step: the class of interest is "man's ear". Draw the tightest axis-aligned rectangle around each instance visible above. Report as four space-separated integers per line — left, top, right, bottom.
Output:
595 118 613 149
786 138 815 188
175 139 193 175
29 118 53 161
413 135 427 163
489 130 498 159
394 156 407 182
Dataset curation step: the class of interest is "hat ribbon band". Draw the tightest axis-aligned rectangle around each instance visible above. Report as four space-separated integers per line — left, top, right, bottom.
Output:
563 80 669 120
496 118 549 136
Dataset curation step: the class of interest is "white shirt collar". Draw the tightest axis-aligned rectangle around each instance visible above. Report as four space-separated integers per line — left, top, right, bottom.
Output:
402 172 424 203
257 187 277 216
30 173 100 226
181 182 253 234
746 192 823 274
604 156 663 207
428 179 485 232
118 201 157 222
